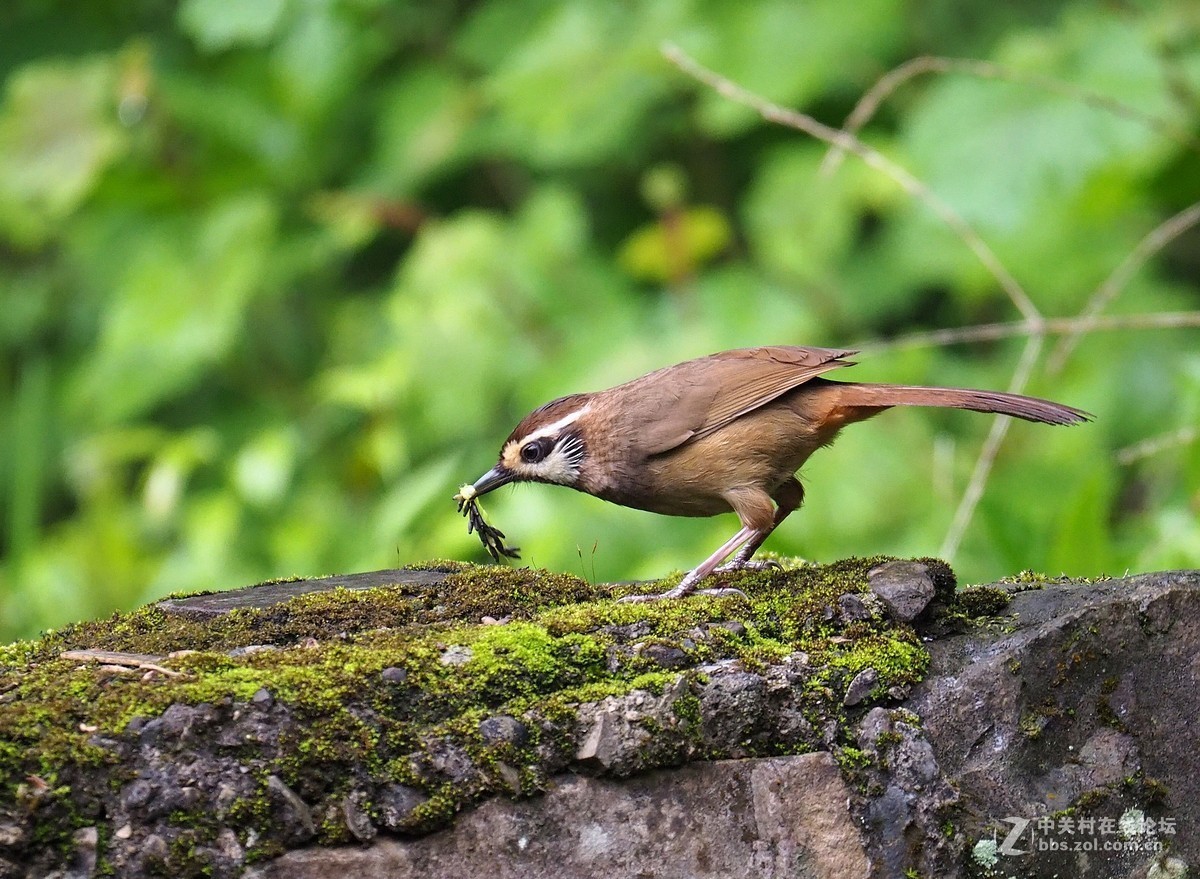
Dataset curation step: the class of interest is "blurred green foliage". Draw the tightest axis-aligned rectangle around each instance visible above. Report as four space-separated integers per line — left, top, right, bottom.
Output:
1 0 1198 642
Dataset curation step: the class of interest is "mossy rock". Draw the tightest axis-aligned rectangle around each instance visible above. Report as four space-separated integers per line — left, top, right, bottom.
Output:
0 557 940 877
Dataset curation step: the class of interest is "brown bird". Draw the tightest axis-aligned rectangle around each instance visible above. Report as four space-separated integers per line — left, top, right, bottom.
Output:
458 346 1090 601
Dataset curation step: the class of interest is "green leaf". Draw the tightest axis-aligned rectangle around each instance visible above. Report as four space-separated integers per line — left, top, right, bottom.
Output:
366 65 480 194
1046 469 1116 576
178 0 288 52
904 8 1174 233
742 145 862 284
232 428 299 509
270 4 364 120
482 0 686 166
0 59 125 247
67 196 277 426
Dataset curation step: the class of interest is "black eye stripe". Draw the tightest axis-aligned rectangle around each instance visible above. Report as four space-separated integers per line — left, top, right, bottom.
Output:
518 433 586 468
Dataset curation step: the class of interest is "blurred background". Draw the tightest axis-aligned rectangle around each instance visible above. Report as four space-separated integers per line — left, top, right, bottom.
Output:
1 0 1198 643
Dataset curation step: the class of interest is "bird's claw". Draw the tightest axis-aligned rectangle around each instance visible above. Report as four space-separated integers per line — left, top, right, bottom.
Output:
693 586 750 600
714 559 781 574
616 585 749 603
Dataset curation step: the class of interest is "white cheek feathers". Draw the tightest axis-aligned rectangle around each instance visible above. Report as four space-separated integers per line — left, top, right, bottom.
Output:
530 447 580 485
497 442 582 486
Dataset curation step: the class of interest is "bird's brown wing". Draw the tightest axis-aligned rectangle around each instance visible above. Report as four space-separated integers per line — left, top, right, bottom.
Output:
621 346 858 456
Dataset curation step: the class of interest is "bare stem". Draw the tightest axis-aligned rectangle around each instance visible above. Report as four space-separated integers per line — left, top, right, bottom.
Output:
821 56 1200 177
1048 201 1200 373
938 336 1045 561
861 311 1200 353
1116 426 1200 465
661 43 1043 323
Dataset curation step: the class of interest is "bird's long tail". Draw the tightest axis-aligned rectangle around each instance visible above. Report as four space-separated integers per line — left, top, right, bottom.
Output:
834 383 1092 426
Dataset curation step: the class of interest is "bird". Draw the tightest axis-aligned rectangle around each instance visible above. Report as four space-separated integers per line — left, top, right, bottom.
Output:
456 346 1090 602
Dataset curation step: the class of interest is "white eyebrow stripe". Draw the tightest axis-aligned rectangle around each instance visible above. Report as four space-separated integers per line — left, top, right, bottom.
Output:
521 404 591 444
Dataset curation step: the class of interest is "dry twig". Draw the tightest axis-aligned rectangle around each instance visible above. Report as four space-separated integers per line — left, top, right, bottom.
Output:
1116 427 1200 466
662 43 1042 323
59 649 190 678
863 311 1200 352
820 56 1200 178
1048 202 1200 373
938 336 1044 560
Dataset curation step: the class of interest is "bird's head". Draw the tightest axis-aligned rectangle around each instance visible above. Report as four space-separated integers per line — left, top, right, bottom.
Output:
460 394 592 501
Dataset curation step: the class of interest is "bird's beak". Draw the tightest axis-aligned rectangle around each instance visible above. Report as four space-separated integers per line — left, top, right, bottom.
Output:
467 465 515 498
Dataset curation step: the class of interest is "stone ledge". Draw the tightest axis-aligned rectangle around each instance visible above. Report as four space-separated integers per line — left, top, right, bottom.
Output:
246 753 868 879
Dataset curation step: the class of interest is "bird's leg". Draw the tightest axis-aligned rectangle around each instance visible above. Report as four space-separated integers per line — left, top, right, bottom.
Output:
714 478 804 573
617 486 779 603
617 525 758 603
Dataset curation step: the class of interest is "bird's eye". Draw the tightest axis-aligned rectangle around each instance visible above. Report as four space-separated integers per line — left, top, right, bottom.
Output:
520 441 548 464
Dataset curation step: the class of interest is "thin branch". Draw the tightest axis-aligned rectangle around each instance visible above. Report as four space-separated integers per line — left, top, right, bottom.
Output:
661 43 1043 323
1048 201 1200 373
938 336 1045 561
860 311 1200 353
1116 426 1200 465
820 56 1200 177
59 648 190 678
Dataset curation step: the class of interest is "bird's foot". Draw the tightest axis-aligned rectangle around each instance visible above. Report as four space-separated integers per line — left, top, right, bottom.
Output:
616 573 748 603
713 558 781 575
692 586 750 600
616 586 748 603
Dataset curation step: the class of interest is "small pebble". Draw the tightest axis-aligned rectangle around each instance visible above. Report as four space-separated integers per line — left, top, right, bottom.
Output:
440 646 473 666
381 666 409 684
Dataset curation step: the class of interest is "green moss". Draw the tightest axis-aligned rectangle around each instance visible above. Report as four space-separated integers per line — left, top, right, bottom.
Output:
875 730 903 749
826 631 929 692
671 691 702 726
994 570 1111 592
998 569 1054 586
1018 702 1063 740
0 564 605 667
1074 787 1109 810
1121 773 1169 806
914 557 958 605
0 556 944 862
954 586 1011 618
835 746 873 772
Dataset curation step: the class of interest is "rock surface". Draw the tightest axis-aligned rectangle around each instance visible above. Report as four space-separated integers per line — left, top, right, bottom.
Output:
156 569 451 618
245 753 869 879
867 559 938 621
910 569 1200 879
2 564 1198 879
